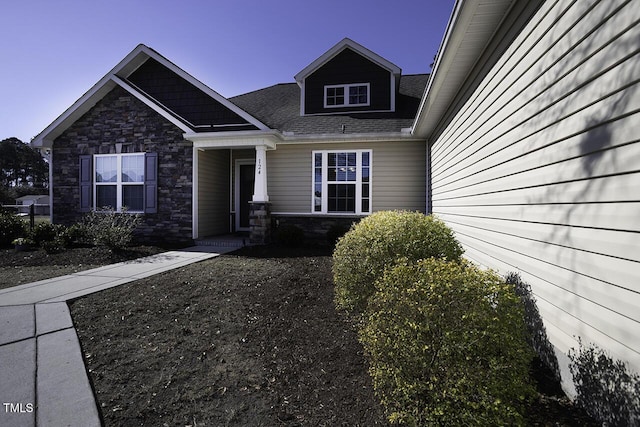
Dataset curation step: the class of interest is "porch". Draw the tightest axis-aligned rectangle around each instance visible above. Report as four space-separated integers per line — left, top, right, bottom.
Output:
191 135 276 244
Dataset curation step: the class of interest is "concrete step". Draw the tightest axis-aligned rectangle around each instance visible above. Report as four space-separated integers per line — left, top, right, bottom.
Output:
194 235 247 247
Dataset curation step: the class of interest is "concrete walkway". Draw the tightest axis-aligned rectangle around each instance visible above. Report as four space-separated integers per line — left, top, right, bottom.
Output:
0 246 238 427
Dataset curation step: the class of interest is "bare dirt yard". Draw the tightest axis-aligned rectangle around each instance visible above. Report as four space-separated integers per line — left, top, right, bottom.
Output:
1 244 597 425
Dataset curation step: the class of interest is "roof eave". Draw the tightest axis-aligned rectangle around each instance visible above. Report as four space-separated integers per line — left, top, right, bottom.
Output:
32 78 118 149
32 44 153 149
32 44 270 148
411 0 515 140
279 131 422 144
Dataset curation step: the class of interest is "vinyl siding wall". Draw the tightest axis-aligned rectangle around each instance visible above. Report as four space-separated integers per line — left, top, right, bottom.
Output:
429 0 640 389
268 140 426 214
197 149 230 236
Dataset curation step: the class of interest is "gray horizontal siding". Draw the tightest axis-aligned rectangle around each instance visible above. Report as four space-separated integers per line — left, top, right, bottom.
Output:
197 150 229 236
430 0 640 381
268 140 426 213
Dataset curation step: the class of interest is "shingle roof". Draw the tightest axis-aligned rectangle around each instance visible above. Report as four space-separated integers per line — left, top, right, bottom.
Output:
229 74 428 135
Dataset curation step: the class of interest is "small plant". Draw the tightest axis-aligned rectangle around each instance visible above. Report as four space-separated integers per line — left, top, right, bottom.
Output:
12 237 34 246
569 340 640 426
28 222 60 246
0 210 27 247
274 224 305 247
360 258 535 425
333 211 464 314
82 208 141 251
42 237 66 254
60 223 91 247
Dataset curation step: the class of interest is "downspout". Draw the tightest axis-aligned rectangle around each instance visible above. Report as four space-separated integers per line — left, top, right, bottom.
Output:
192 146 199 240
47 147 54 223
426 139 432 214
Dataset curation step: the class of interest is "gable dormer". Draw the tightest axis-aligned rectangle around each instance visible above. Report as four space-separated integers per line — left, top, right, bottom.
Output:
294 38 402 116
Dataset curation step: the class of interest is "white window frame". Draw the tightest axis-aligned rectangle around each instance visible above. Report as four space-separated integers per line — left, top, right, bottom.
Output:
311 150 372 215
323 83 370 108
93 153 145 212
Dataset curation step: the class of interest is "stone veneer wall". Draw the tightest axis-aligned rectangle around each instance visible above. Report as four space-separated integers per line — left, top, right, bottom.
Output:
52 86 193 245
272 215 363 244
249 202 272 245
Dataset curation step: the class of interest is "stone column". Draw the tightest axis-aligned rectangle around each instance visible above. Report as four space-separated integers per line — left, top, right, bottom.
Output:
250 145 271 244
249 201 271 244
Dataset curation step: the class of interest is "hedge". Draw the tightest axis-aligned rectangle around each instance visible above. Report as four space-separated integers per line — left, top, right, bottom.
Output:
360 258 535 426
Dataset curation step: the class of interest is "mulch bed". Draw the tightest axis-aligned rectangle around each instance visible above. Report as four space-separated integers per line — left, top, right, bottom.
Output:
70 245 389 426
3 243 598 425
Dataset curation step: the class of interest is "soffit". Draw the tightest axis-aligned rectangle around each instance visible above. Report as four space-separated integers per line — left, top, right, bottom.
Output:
412 0 515 139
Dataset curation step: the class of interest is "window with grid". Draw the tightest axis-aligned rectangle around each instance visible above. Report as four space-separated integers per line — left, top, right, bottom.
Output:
94 153 145 211
324 83 369 108
312 150 371 214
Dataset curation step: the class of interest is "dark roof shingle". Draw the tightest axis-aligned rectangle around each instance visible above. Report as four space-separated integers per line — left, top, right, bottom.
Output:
230 74 428 135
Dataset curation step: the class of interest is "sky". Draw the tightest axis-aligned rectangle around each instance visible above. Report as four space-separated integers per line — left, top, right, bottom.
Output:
1 0 456 143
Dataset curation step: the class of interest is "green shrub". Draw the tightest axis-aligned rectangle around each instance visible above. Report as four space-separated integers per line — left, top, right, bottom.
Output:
60 223 90 247
29 222 60 246
0 210 27 247
42 237 66 254
333 211 464 313
360 258 535 426
82 208 141 251
274 224 305 247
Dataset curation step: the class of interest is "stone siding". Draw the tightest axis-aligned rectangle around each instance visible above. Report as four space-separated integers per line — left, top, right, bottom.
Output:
249 201 272 245
272 215 362 245
52 86 193 245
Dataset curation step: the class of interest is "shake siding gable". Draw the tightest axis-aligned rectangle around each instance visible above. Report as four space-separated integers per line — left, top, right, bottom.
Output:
304 48 392 114
429 0 640 387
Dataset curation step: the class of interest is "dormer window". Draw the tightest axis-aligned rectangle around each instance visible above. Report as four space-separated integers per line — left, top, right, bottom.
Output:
324 83 370 108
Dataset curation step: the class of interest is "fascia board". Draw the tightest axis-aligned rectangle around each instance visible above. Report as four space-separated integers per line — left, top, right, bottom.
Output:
278 132 424 144
32 43 272 149
32 44 160 148
294 37 402 83
31 76 118 148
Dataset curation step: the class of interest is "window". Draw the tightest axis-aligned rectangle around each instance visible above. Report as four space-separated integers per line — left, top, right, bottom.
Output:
94 153 145 211
313 150 371 214
324 83 369 108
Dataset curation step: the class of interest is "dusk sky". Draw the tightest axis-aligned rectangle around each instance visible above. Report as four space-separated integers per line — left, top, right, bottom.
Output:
1 0 456 143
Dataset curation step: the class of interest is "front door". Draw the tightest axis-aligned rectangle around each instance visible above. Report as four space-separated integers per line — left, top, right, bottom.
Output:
236 161 255 231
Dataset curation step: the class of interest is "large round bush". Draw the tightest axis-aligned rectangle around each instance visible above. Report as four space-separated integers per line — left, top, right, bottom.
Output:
332 211 463 313
360 258 535 426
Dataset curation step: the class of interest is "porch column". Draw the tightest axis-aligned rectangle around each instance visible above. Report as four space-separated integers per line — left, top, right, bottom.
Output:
252 145 269 202
250 144 271 244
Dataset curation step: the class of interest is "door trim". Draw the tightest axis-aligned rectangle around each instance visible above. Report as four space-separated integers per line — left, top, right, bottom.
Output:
234 159 255 231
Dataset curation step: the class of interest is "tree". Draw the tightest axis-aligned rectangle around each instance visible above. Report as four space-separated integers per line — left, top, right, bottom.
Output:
0 137 48 188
